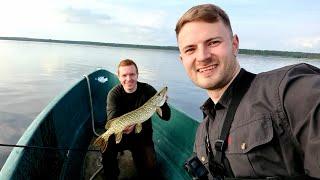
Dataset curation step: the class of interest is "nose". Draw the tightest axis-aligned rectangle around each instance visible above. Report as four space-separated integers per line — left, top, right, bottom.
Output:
125 75 132 82
196 46 211 62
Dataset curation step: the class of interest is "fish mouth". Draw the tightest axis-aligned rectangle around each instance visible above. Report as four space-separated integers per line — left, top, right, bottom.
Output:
159 87 168 96
197 64 218 73
159 86 168 92
152 87 168 107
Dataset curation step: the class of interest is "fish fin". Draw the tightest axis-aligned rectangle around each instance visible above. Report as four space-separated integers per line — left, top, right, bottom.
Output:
156 107 163 117
105 119 114 129
115 132 123 144
135 123 142 133
93 131 111 153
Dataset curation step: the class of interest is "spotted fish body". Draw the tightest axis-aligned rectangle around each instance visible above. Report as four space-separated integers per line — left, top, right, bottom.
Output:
94 87 168 152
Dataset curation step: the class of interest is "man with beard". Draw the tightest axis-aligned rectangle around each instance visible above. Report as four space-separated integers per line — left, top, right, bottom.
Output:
176 4 320 180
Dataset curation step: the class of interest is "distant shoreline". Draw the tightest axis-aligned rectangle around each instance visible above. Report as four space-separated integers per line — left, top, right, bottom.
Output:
1 36 319 59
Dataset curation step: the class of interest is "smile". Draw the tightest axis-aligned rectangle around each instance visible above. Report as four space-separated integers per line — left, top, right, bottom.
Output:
197 65 217 72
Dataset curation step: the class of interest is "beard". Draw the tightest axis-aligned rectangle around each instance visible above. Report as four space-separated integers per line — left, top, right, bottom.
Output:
195 75 230 91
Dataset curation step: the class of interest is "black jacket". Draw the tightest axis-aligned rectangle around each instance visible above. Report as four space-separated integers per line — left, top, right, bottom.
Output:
107 82 170 143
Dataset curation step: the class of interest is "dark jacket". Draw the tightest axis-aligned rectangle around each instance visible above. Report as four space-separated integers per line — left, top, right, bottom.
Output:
195 63 320 179
107 82 170 143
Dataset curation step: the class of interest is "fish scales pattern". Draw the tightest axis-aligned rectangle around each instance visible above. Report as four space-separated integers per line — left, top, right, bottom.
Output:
93 87 168 152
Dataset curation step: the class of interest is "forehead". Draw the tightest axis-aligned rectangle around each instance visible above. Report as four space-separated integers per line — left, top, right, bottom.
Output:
118 65 137 74
177 21 229 47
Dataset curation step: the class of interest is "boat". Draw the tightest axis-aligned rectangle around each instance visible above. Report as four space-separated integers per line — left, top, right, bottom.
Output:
0 69 199 179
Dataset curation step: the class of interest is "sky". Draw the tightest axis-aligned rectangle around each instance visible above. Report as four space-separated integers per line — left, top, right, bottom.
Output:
0 0 319 53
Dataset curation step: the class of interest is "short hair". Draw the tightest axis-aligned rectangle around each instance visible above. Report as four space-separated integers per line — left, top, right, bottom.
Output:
117 59 138 75
175 4 233 38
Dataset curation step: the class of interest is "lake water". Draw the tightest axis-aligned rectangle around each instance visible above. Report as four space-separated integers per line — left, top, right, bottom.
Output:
0 40 320 168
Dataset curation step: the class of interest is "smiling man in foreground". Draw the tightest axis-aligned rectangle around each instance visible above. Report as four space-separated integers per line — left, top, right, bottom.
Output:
176 4 320 180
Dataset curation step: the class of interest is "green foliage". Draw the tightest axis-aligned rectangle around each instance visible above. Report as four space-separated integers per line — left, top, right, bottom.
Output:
239 49 320 59
0 37 319 59
0 36 179 51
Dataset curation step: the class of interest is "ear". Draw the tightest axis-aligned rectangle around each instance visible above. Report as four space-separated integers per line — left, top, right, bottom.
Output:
232 34 239 56
179 54 183 62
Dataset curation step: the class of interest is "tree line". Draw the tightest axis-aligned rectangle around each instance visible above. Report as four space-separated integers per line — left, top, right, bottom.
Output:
1 37 319 59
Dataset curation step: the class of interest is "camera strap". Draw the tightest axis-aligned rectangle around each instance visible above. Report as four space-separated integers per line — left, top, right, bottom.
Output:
205 69 256 177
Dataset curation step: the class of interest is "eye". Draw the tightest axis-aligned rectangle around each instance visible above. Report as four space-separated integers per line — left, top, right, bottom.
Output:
208 40 220 47
184 47 195 55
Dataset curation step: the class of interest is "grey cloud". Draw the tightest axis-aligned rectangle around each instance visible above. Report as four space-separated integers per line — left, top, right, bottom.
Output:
63 7 111 24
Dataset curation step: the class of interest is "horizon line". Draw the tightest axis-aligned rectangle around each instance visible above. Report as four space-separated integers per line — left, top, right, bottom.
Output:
0 36 319 57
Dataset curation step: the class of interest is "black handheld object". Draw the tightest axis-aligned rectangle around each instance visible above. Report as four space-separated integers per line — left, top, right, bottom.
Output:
184 155 209 180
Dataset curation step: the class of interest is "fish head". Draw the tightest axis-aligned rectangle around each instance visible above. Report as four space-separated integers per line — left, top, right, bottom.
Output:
150 86 168 107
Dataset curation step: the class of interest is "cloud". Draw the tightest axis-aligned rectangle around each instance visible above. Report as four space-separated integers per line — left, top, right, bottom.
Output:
58 3 172 45
288 36 320 52
298 37 320 48
62 2 168 28
63 7 111 24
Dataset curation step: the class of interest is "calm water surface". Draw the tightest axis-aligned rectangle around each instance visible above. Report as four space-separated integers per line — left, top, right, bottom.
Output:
0 40 319 168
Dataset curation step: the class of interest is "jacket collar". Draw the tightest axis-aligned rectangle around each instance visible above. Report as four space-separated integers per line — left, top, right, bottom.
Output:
200 68 246 115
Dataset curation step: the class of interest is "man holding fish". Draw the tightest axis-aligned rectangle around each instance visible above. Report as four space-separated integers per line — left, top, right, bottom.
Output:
95 59 171 180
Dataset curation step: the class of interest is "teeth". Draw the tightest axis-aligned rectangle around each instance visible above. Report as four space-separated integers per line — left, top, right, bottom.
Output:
198 65 216 72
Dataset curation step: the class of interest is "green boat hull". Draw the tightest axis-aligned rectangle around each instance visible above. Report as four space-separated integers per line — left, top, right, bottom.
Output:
0 69 198 179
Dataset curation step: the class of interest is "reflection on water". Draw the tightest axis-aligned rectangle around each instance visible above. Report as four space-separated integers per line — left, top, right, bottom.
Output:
0 111 32 167
0 40 320 168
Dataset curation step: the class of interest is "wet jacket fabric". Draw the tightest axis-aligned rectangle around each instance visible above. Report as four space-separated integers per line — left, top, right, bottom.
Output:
194 63 320 179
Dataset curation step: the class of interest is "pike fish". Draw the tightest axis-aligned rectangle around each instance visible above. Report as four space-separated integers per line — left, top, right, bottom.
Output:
94 86 168 152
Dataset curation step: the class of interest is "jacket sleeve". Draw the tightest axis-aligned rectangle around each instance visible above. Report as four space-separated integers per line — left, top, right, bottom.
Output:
106 88 120 121
281 63 320 178
159 102 171 120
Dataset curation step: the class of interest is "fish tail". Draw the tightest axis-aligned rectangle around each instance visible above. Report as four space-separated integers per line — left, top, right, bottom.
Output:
93 131 112 152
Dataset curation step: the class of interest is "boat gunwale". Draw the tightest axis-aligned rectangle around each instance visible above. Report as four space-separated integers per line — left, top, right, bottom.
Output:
0 69 103 177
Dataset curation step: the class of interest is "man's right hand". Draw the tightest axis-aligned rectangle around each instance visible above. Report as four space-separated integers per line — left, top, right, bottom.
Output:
123 124 135 134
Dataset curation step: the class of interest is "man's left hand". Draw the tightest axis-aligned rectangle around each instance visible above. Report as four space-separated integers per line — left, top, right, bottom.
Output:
123 124 135 134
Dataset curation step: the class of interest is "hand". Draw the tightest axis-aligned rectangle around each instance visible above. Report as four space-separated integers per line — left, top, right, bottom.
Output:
123 124 135 134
